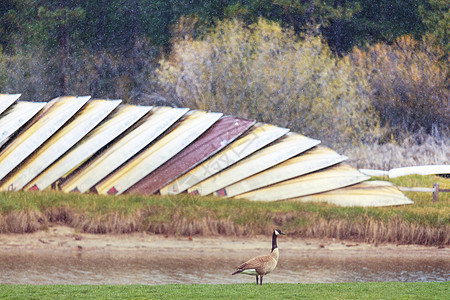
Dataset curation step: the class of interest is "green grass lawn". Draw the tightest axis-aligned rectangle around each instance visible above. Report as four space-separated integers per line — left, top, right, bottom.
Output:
0 282 448 299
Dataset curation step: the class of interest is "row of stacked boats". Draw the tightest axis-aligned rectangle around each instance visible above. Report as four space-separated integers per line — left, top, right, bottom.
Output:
0 94 412 207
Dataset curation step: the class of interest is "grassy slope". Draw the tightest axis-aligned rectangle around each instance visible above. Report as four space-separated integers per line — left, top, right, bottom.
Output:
0 282 449 299
0 175 448 245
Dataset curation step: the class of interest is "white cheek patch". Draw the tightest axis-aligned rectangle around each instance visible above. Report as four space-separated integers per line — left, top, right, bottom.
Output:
241 269 258 276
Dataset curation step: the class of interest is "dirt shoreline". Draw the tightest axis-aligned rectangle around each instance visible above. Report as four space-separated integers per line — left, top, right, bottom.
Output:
0 225 448 259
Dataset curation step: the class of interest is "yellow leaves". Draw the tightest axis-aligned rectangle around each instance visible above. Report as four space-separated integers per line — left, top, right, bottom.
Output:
158 18 381 149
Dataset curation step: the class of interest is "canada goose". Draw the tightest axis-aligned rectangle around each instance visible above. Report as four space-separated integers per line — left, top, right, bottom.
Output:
232 229 286 285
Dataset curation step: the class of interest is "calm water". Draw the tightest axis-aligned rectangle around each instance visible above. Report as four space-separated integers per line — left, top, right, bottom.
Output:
0 250 448 285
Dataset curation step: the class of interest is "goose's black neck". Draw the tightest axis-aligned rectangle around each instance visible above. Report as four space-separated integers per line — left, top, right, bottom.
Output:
271 231 278 252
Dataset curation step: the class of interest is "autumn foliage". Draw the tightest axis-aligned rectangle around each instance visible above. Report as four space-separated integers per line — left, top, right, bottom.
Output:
158 19 380 149
156 19 449 152
351 35 449 138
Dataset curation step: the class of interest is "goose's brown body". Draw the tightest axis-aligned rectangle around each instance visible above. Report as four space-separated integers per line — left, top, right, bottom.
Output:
232 229 285 285
234 248 279 275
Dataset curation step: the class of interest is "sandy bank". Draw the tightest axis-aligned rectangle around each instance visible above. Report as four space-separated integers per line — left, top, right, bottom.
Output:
0 225 448 259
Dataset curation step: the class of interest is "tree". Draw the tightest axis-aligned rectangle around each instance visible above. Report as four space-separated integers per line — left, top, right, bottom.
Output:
1 0 85 94
220 0 362 54
348 0 426 46
37 1 84 95
419 0 449 51
0 0 17 50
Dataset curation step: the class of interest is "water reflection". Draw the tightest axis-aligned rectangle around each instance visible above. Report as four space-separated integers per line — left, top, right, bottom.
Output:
0 250 448 285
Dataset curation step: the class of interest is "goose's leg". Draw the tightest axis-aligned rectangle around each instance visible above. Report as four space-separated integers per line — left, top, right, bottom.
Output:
260 276 263 285
256 275 259 285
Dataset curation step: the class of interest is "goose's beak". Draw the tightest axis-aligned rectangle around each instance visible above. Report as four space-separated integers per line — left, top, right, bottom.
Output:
279 231 286 235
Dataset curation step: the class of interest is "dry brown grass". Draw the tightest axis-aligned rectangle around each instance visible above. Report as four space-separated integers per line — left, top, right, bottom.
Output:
1 206 448 246
346 134 450 169
301 218 449 246
0 210 46 233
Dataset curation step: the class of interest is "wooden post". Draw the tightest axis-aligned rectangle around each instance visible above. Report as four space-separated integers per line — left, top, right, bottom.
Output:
433 183 439 202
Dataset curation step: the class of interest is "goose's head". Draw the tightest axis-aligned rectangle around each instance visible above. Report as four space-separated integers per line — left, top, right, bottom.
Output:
274 229 286 236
